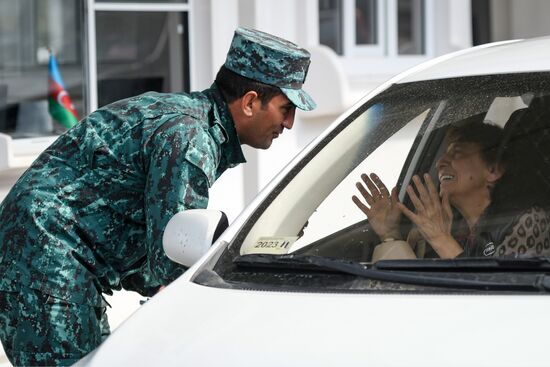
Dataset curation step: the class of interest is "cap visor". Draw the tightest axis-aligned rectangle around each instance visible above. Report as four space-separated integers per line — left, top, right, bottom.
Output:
280 87 317 111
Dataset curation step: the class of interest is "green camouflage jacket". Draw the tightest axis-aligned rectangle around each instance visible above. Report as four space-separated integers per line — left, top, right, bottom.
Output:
0 84 245 305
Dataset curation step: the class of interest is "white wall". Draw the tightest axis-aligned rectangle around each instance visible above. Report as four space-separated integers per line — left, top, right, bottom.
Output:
0 346 8 367
509 0 550 38
491 0 550 42
0 169 25 200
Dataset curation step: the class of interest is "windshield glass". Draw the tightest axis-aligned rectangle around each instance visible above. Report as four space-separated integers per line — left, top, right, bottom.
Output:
230 73 550 268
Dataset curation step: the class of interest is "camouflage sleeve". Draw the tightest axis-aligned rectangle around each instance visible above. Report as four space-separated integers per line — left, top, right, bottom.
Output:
144 119 212 287
120 264 162 297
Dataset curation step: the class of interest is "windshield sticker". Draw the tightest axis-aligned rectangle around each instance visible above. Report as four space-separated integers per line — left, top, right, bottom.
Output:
242 236 298 255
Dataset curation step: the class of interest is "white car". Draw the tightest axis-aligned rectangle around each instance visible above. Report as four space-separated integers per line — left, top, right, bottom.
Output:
77 36 550 367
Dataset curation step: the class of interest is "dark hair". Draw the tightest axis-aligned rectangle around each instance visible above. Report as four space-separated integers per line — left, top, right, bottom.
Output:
445 114 504 169
215 66 283 106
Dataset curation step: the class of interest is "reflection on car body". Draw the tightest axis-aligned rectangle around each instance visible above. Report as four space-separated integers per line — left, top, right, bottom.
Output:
78 37 550 367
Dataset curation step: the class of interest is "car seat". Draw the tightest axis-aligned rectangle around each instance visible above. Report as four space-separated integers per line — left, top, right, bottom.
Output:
494 95 550 212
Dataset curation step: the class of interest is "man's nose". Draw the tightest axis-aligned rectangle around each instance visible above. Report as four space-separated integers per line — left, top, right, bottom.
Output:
282 107 296 129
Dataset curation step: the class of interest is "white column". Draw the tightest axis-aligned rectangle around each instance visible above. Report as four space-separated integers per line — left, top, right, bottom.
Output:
295 0 320 47
449 0 472 50
490 0 511 41
189 0 213 91
210 0 239 78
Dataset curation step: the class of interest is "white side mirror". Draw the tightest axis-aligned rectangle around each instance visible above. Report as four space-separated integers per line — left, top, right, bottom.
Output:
162 209 228 267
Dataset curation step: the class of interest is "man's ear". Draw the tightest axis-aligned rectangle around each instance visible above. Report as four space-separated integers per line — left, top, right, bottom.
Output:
240 91 259 117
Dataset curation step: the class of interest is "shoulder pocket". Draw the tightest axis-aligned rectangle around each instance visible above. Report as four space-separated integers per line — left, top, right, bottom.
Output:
184 137 219 187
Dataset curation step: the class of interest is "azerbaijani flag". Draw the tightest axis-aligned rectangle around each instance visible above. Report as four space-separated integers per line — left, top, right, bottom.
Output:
48 52 79 129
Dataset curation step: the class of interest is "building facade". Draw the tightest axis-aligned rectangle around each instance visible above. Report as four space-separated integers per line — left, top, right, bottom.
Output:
3 0 550 218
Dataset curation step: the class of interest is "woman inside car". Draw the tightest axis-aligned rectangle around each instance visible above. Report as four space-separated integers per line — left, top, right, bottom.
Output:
352 115 550 260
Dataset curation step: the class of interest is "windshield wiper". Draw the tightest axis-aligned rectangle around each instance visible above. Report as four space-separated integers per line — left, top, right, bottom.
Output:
375 257 550 272
234 254 550 292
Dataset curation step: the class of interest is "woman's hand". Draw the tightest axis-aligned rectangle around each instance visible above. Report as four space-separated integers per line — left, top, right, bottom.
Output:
352 173 402 240
396 174 462 258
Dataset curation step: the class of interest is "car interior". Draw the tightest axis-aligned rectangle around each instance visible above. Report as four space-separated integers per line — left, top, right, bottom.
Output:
294 91 550 262
226 74 550 268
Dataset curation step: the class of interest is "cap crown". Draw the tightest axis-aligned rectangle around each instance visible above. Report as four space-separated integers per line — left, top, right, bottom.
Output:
224 27 311 90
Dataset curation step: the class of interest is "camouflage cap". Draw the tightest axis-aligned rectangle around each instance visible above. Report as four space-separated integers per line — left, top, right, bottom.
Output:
224 27 316 111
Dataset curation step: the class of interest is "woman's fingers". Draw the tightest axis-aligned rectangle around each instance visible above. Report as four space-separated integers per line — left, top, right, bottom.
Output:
424 173 440 202
361 173 381 199
355 181 375 206
396 202 419 224
353 172 397 217
352 195 371 216
370 173 390 198
406 184 426 213
390 186 399 204
412 175 432 208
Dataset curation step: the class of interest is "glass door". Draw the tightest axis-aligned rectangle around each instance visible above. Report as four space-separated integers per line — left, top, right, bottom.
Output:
85 1 190 111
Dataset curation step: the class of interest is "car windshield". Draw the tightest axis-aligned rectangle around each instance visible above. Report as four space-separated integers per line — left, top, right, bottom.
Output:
229 73 550 265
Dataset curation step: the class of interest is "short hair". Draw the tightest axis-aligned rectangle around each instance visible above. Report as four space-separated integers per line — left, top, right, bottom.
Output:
215 66 283 106
445 114 504 168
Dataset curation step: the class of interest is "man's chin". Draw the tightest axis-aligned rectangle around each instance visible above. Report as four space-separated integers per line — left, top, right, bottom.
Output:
248 140 273 150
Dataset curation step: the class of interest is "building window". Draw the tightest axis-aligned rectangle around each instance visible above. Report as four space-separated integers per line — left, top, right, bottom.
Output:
0 0 84 139
96 0 187 2
319 0 344 55
355 0 377 45
397 0 424 55
319 0 425 57
95 10 190 107
0 0 191 171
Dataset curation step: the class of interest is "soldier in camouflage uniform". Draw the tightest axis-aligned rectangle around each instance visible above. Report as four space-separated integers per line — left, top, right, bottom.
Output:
0 27 316 366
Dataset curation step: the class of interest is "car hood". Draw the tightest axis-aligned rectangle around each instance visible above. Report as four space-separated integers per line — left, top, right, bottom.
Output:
77 276 550 367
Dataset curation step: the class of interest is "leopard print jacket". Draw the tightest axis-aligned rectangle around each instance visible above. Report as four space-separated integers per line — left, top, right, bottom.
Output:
493 206 550 257
412 206 550 258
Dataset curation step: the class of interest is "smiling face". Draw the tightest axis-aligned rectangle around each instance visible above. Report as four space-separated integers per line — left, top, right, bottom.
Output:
436 142 502 204
233 92 296 149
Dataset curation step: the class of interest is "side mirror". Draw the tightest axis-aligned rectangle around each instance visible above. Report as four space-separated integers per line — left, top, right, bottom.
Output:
162 209 228 267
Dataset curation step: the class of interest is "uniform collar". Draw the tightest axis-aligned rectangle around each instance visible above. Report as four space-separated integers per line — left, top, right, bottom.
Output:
204 84 247 173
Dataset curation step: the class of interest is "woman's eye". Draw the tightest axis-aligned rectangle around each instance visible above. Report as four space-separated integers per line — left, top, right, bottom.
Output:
448 148 463 159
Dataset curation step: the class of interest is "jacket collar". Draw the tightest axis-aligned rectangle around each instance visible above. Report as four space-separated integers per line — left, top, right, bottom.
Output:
203 84 247 177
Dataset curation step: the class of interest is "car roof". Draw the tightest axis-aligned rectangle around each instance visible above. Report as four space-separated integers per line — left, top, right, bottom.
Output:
396 35 550 83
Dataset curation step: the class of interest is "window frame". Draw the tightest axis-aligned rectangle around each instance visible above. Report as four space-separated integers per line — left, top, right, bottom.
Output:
84 0 191 112
0 0 192 172
343 0 386 57
320 0 435 75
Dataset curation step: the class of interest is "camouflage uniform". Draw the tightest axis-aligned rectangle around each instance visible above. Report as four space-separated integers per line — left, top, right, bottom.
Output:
0 27 315 366
0 288 110 366
0 86 246 365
